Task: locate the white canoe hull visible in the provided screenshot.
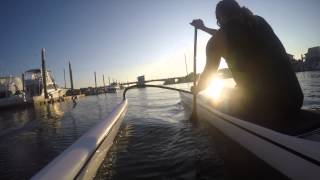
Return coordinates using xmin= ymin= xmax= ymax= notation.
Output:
xmin=32 ymin=100 xmax=128 ymax=180
xmin=180 ymin=92 xmax=320 ymax=180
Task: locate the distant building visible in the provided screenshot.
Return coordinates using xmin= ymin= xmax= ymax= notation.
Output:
xmin=305 ymin=46 xmax=320 ymax=70
xmin=137 ymin=75 xmax=145 ymax=86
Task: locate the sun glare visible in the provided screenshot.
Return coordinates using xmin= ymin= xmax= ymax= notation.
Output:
xmin=202 ymin=74 xmax=236 ymax=104
xmin=203 ymin=78 xmax=225 ymax=101
xmin=219 ymin=58 xmax=228 ymax=69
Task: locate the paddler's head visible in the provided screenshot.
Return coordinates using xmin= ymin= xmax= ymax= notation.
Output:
xmin=215 ymin=0 xmax=253 ymax=27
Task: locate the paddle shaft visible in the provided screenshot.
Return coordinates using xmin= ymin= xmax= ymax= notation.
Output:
xmin=193 ymin=27 xmax=198 ymax=115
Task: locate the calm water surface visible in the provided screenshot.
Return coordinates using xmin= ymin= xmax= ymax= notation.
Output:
xmin=0 ymin=94 xmax=122 ymax=179
xmin=95 ymin=86 xmax=223 ymax=180
xmin=297 ymin=71 xmax=320 ymax=109
xmin=0 ymin=71 xmax=319 ymax=179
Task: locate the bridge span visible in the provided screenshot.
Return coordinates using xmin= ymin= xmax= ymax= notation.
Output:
xmin=121 ymin=76 xmax=189 ymax=86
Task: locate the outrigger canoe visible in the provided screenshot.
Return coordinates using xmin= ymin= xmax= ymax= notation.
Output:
xmin=31 ymin=85 xmax=189 ymax=180
xmin=31 ymin=100 xmax=128 ymax=180
xmin=31 ymin=85 xmax=320 ymax=180
xmin=180 ymin=92 xmax=320 ymax=180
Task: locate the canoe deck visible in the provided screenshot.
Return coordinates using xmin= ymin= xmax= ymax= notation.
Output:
xmin=180 ymin=92 xmax=320 ymax=141
xmin=180 ymin=92 xmax=320 ymax=179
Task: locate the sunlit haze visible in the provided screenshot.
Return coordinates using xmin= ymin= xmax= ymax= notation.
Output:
xmin=203 ymin=76 xmax=236 ymax=104
xmin=0 ymin=0 xmax=319 ymax=88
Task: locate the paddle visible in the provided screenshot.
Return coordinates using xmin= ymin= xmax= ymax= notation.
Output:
xmin=191 ymin=27 xmax=198 ymax=120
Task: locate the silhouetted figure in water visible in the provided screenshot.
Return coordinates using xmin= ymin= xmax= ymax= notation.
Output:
xmin=72 ymin=95 xmax=78 ymax=108
xmin=192 ymin=0 xmax=303 ymax=127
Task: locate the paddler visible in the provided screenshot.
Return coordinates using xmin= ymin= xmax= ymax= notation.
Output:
xmin=191 ymin=0 xmax=303 ymax=127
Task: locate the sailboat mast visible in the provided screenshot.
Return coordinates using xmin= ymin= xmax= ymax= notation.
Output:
xmin=184 ymin=54 xmax=189 ymax=76
xmin=63 ymin=68 xmax=66 ymax=89
xmin=103 ymin=74 xmax=106 ymax=88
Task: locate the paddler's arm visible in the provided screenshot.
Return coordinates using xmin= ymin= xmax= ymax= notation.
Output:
xmin=196 ymin=31 xmax=226 ymax=92
xmin=190 ymin=19 xmax=217 ymax=35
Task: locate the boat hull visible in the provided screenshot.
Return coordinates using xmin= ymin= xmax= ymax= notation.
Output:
xmin=180 ymin=92 xmax=320 ymax=180
xmin=0 ymin=95 xmax=27 ymax=109
xmin=106 ymin=88 xmax=117 ymax=93
xmin=196 ymin=101 xmax=288 ymax=179
xmin=32 ymin=100 xmax=128 ymax=180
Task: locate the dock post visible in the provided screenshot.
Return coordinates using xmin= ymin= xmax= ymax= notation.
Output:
xmin=69 ymin=62 xmax=74 ymax=93
xmin=22 ymin=73 xmax=25 ymax=92
xmin=94 ymin=71 xmax=97 ymax=94
xmin=41 ymin=48 xmax=49 ymax=99
xmin=103 ymin=74 xmax=106 ymax=92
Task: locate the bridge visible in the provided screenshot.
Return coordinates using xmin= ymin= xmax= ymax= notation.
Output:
xmin=120 ymin=75 xmax=191 ymax=86
xmin=120 ymin=69 xmax=230 ymax=86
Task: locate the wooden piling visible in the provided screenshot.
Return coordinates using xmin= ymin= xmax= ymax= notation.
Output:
xmin=103 ymin=74 xmax=106 ymax=92
xmin=69 ymin=61 xmax=74 ymax=92
xmin=22 ymin=73 xmax=25 ymax=92
xmin=94 ymin=71 xmax=97 ymax=90
xmin=41 ymin=48 xmax=49 ymax=99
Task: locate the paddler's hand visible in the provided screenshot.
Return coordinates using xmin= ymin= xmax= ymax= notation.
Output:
xmin=190 ymin=19 xmax=205 ymax=30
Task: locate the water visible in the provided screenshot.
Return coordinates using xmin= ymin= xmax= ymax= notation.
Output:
xmin=0 ymin=94 xmax=122 ymax=179
xmin=0 ymin=71 xmax=320 ymax=179
xmin=95 ymin=86 xmax=223 ymax=180
xmin=297 ymin=71 xmax=320 ymax=109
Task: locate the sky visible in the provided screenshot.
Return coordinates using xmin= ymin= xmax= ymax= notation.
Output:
xmin=0 ymin=0 xmax=319 ymax=88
